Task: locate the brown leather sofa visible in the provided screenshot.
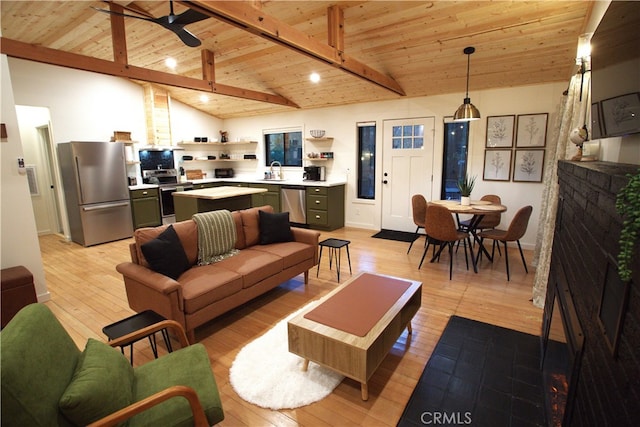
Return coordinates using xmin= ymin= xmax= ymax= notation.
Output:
xmin=116 ymin=206 xmax=320 ymax=341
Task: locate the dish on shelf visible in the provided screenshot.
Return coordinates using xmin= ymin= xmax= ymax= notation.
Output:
xmin=310 ymin=129 xmax=325 ymax=138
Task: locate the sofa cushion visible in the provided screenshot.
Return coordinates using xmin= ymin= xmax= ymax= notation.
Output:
xmin=141 ymin=225 xmax=191 ymax=280
xmin=251 ymin=241 xmax=315 ymax=269
xmin=240 ymin=205 xmax=274 ymax=247
xmin=232 ymin=211 xmax=246 ymax=249
xmin=59 ymin=338 xmax=134 ymax=426
xmin=179 ymin=266 xmax=243 ymax=314
xmin=134 ymin=220 xmax=198 ymax=267
xmin=216 ymin=249 xmax=283 ymax=289
xmin=259 ymin=210 xmax=294 ymax=244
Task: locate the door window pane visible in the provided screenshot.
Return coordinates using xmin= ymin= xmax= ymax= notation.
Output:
xmin=393 ymin=122 xmax=425 ymax=150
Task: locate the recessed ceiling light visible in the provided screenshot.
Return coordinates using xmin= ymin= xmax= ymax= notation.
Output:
xmin=200 ymin=94 xmax=209 ymax=103
xmin=309 ymin=72 xmax=320 ymax=83
xmin=165 ymin=57 xmax=177 ymax=69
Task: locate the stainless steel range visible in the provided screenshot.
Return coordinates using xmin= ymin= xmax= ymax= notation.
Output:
xmin=142 ymin=169 xmax=193 ymax=224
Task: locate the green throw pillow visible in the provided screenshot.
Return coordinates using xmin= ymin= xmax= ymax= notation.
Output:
xmin=59 ymin=338 xmax=134 ymax=426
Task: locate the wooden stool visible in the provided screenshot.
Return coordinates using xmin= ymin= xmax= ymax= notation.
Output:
xmin=1 ymin=266 xmax=37 ymax=328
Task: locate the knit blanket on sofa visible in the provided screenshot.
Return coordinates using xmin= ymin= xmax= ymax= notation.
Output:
xmin=193 ymin=210 xmax=239 ymax=266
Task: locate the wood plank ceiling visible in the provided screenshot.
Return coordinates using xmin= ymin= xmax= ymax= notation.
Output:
xmin=1 ymin=1 xmax=593 ymax=119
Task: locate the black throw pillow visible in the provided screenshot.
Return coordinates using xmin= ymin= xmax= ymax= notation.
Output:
xmin=140 ymin=225 xmax=190 ymax=280
xmin=259 ymin=210 xmax=294 ymax=244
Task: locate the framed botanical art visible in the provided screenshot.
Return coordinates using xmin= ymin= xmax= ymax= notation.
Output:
xmin=601 ymin=92 xmax=640 ymax=137
xmin=516 ymin=113 xmax=548 ymax=147
xmin=483 ymin=149 xmax=512 ymax=181
xmin=591 ymin=102 xmax=603 ymax=139
xmin=486 ymin=115 xmax=515 ymax=147
xmin=513 ymin=149 xmax=545 ymax=182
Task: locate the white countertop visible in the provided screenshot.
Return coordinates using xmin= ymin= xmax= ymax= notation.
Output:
xmin=129 ymin=177 xmax=346 ymax=191
xmin=192 ymin=177 xmax=347 ymax=187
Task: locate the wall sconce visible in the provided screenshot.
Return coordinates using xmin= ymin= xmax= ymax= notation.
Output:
xmin=576 ymin=33 xmax=592 ymax=101
xmin=453 ymin=47 xmax=481 ymax=122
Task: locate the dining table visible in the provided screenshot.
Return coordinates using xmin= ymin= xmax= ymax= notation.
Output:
xmin=430 ymin=199 xmax=508 ymax=272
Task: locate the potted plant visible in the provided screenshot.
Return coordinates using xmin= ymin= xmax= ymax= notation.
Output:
xmin=457 ymin=174 xmax=476 ymax=206
xmin=616 ymin=170 xmax=640 ymax=282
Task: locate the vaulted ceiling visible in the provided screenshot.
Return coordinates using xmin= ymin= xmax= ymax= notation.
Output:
xmin=1 ymin=1 xmax=594 ymax=119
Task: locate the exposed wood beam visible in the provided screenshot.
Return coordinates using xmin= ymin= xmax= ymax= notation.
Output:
xmin=109 ymin=3 xmax=128 ymax=65
xmin=0 ymin=38 xmax=299 ymax=108
xmin=202 ymin=50 xmax=215 ymax=83
xmin=182 ymin=1 xmax=406 ymax=96
xmin=327 ymin=5 xmax=344 ymax=54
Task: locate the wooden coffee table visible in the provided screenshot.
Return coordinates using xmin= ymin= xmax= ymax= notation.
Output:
xmin=287 ymin=272 xmax=422 ymax=400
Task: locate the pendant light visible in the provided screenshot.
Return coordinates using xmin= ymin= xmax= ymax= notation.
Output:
xmin=453 ymin=46 xmax=481 ymax=122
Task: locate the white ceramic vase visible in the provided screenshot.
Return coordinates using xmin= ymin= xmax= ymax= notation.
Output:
xmin=460 ymin=196 xmax=471 ymax=206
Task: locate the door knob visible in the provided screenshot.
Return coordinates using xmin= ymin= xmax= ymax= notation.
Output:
xmin=383 ymin=180 xmax=388 ymax=184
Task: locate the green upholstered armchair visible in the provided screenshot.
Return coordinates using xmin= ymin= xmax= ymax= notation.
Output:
xmin=1 ymin=304 xmax=224 ymax=427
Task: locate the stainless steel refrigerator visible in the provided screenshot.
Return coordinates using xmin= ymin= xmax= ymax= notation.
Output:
xmin=58 ymin=141 xmax=133 ymax=246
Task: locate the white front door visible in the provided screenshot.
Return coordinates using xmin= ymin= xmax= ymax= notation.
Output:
xmin=381 ymin=117 xmax=435 ymax=232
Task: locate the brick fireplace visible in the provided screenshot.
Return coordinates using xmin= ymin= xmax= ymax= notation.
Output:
xmin=543 ymin=161 xmax=639 ymax=425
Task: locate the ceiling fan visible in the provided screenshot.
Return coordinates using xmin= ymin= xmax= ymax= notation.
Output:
xmin=92 ymin=1 xmax=210 ymax=47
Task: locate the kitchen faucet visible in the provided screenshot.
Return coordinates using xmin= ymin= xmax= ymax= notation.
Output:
xmin=269 ymin=161 xmax=282 ymax=180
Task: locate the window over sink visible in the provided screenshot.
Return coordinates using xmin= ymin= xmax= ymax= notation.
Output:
xmin=264 ymin=127 xmax=302 ymax=167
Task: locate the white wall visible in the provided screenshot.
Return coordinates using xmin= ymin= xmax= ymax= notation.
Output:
xmin=1 ymin=55 xmax=49 ymax=301
xmin=224 ymin=82 xmax=568 ymax=248
xmin=8 ymin=58 xmax=148 ymax=144
xmin=15 ymin=106 xmax=53 ymax=235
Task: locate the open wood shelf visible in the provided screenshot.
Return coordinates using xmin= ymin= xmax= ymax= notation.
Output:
xmin=178 ymin=141 xmax=258 ymax=146
xmin=305 ymin=137 xmax=333 ymax=142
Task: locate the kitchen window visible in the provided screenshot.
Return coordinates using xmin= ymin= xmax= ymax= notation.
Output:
xmin=264 ymin=128 xmax=303 ymax=167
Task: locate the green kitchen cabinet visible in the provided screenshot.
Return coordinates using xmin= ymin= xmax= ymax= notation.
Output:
xmin=191 ymin=182 xmax=222 ymax=190
xmin=130 ymin=187 xmax=161 ymax=229
xmin=249 ymin=183 xmax=281 ymax=212
xmin=306 ymin=185 xmax=344 ymax=231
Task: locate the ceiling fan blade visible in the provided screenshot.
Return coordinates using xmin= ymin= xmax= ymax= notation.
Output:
xmin=92 ymin=4 xmax=204 ymax=48
xmin=169 ymin=8 xmax=210 ymax=26
xmin=91 ymin=7 xmax=155 ymax=23
xmin=172 ymin=27 xmax=202 ymax=47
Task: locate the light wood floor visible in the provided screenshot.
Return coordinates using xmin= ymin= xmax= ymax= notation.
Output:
xmin=39 ymin=227 xmax=542 ymax=426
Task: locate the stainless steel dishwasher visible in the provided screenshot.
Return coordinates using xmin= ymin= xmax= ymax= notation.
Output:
xmin=281 ymin=186 xmax=306 ymax=224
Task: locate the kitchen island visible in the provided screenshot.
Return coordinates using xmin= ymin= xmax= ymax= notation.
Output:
xmin=173 ymin=186 xmax=267 ymax=221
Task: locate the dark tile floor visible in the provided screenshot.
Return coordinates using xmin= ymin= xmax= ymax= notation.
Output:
xmin=398 ymin=316 xmax=545 ymax=427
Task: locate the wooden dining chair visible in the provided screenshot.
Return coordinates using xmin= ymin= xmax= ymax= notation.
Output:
xmin=478 ymin=205 xmax=533 ymax=281
xmin=420 ymin=203 xmax=472 ymax=280
xmin=407 ymin=194 xmax=427 ymax=253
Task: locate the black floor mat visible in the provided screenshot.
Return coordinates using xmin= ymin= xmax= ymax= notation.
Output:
xmin=397 ymin=316 xmax=545 ymax=427
xmin=371 ymin=229 xmax=418 ymax=243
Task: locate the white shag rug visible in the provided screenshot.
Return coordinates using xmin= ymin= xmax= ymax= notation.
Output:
xmin=229 ymin=305 xmax=344 ymax=410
